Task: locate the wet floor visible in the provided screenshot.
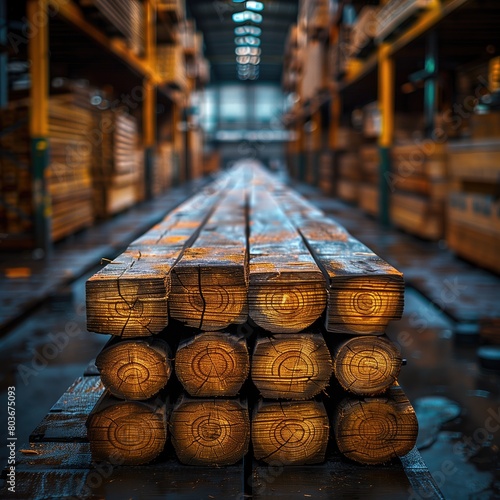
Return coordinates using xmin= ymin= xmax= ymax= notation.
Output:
xmin=0 ymin=268 xmax=108 ymax=466
xmin=0 ymin=278 xmax=499 ymax=498
xmin=388 ymin=288 xmax=500 ymax=499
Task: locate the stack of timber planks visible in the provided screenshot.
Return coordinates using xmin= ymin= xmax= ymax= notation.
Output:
xmin=92 ymin=109 xmax=144 ymax=217
xmin=0 ymin=93 xmax=95 ymax=247
xmin=79 ymin=0 xmax=144 ymax=55
xmin=85 ymin=160 xmax=417 ymax=467
xmin=389 ymin=142 xmax=448 ymax=240
xmin=447 ymin=137 xmax=500 ymax=274
xmin=336 ymin=128 xmax=362 ymax=204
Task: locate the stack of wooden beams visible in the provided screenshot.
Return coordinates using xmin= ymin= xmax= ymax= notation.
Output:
xmin=92 ymin=110 xmax=144 ymax=217
xmin=151 ymin=142 xmax=174 ymax=197
xmin=48 ymin=94 xmax=95 ymax=241
xmin=85 ymin=161 xmax=417 ymax=467
xmin=156 ymin=45 xmax=187 ymax=91
xmin=336 ymin=128 xmax=362 ymax=204
xmin=0 ymin=99 xmax=33 ymax=247
xmin=390 ymin=142 xmax=448 ymax=240
xmin=358 ymin=144 xmax=380 ymax=216
xmin=447 ymin=138 xmax=500 ymax=273
xmin=0 ymin=92 xmax=95 ymax=247
xmin=79 ymin=0 xmax=144 ymax=55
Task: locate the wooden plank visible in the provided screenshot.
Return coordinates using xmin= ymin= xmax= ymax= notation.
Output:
xmin=85 ymin=177 xmax=230 ymax=337
xmin=169 ymin=185 xmax=248 ymax=330
xmin=247 ymin=182 xmax=327 ymax=333
xmin=170 ymin=396 xmax=250 ymax=466
xmin=5 ymin=442 xmax=246 ymax=499
xmin=175 ymin=332 xmax=249 ymax=397
xmin=30 ymin=376 xmax=105 ymax=442
xmin=87 ymin=392 xmax=168 ymax=465
xmin=251 ymin=400 xmax=329 ymax=465
xmin=271 ymin=187 xmax=404 ymax=335
xmin=96 ymin=337 xmax=172 ymax=400
xmin=251 ymin=333 xmax=332 ymax=400
xmin=333 ymin=335 xmax=402 ymax=396
xmin=334 ymin=385 xmax=418 ymax=464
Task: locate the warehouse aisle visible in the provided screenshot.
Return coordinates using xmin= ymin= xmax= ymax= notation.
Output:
xmin=1 ymin=174 xmax=499 ymax=498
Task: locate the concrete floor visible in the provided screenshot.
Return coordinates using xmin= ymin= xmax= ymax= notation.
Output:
xmin=1 ymin=182 xmax=499 ymax=499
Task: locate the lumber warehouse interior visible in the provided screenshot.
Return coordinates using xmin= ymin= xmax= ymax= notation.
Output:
xmin=1 ymin=0 xmax=500 ymax=498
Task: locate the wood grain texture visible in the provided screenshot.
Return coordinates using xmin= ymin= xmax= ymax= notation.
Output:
xmin=169 ymin=187 xmax=248 ymax=330
xmin=252 ymin=400 xmax=329 ymax=465
xmin=334 ymin=385 xmax=418 ymax=464
xmin=271 ymin=187 xmax=404 ymax=334
xmin=86 ymin=176 xmax=230 ymax=337
xmin=251 ymin=333 xmax=332 ymax=400
xmin=175 ymin=332 xmax=249 ymax=397
xmin=170 ymin=397 xmax=250 ymax=466
xmin=248 ymin=186 xmax=327 ymax=333
xmin=333 ymin=335 xmax=402 ymax=396
xmin=87 ymin=393 xmax=167 ymax=465
xmin=96 ymin=337 xmax=172 ymax=400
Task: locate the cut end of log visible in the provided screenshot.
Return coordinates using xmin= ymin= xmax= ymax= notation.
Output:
xmin=333 ymin=336 xmax=402 ymax=396
xmin=86 ymin=265 xmax=169 ymax=337
xmin=170 ymin=398 xmax=250 ymax=466
xmin=87 ymin=399 xmax=167 ymax=465
xmin=334 ymin=386 xmax=418 ymax=464
xmin=249 ymin=282 xmax=327 ymax=333
xmin=251 ymin=333 xmax=333 ymax=400
xmin=327 ymin=278 xmax=404 ymax=334
xmin=252 ymin=400 xmax=329 ymax=465
xmin=96 ymin=339 xmax=172 ymax=400
xmin=175 ymin=332 xmax=249 ymax=397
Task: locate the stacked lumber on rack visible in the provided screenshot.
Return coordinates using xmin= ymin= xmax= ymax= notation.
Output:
xmin=157 ymin=45 xmax=187 ymax=91
xmin=358 ymin=144 xmax=380 ymax=216
xmin=0 ymin=92 xmax=95 ymax=246
xmin=85 ymin=161 xmax=416 ymax=467
xmin=389 ymin=142 xmax=447 ymax=240
xmin=447 ymin=138 xmax=500 ymax=274
xmin=152 ymin=142 xmax=173 ymax=197
xmin=0 ymin=99 xmax=33 ymax=246
xmin=92 ymin=110 xmax=144 ymax=217
xmin=375 ymin=0 xmax=437 ymax=42
xmin=79 ymin=0 xmax=144 ymax=55
xmin=48 ymin=94 xmax=95 ymax=241
xmin=336 ymin=128 xmax=362 ymax=204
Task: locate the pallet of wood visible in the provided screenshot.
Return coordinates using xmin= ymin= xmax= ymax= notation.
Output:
xmin=85 ymin=161 xmax=416 ymax=468
xmin=357 ymin=144 xmax=380 ymax=217
xmin=446 ymin=138 xmax=500 ymax=271
xmin=92 ymin=110 xmax=144 ymax=218
xmin=389 ymin=142 xmax=447 ymax=240
xmin=337 ymin=152 xmax=361 ymax=204
xmin=0 ymin=93 xmax=95 ymax=246
xmin=447 ymin=192 xmax=500 ymax=274
xmin=152 ymin=142 xmax=173 ymax=197
xmin=79 ymin=0 xmax=144 ymax=55
xmin=157 ymin=45 xmax=187 ymax=90
xmin=318 ymin=151 xmax=333 ymax=195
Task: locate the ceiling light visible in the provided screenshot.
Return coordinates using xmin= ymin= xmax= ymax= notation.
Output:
xmin=235 ymin=46 xmax=261 ymax=56
xmin=236 ymin=55 xmax=260 ymax=65
xmin=235 ymin=36 xmax=261 ymax=46
xmin=232 ymin=11 xmax=263 ymax=23
xmin=234 ymin=26 xmax=262 ymax=36
xmin=246 ymin=1 xmax=264 ymax=11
